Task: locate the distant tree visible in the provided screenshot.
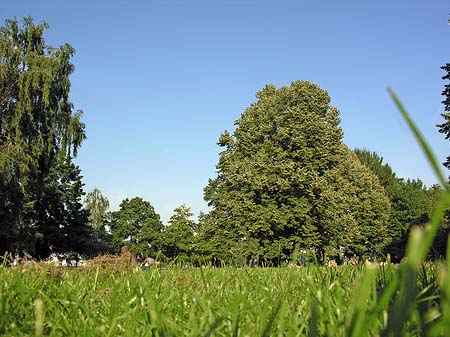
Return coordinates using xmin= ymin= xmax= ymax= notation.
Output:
xmin=433 ymin=50 xmax=450 ymax=256
xmin=354 ymin=149 xmax=434 ymax=261
xmin=109 ymin=197 xmax=163 ymax=257
xmin=0 ymin=17 xmax=86 ymax=255
xmin=426 ymin=184 xmax=450 ymax=257
xmin=388 ymin=179 xmax=431 ymax=258
xmin=85 ymin=188 xmax=110 ymax=229
xmin=204 ymin=81 xmax=390 ymax=264
xmin=437 ymin=63 xmax=450 ymax=170
xmin=196 ymin=210 xmax=243 ymax=265
xmin=354 ymin=149 xmax=398 ymax=190
xmin=85 ymin=187 xmax=112 ymax=253
xmin=163 ymin=204 xmax=197 ymax=263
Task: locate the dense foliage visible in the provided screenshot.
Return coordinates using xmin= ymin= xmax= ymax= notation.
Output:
xmin=202 ymin=81 xmax=390 ymax=264
xmin=109 ymin=197 xmax=164 ymax=257
xmin=162 ymin=204 xmax=197 ymax=263
xmin=354 ymin=149 xmax=448 ymax=260
xmin=0 ymin=18 xmax=91 ymax=257
xmin=85 ymin=187 xmax=110 ymax=230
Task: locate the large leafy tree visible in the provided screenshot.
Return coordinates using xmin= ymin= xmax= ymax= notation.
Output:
xmin=109 ymin=197 xmax=163 ymax=257
xmin=204 ymin=81 xmax=390 ymax=264
xmin=0 ymin=17 xmax=87 ymax=255
xmin=163 ymin=204 xmax=197 ymax=263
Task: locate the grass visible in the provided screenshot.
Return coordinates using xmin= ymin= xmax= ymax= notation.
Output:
xmin=0 ymin=263 xmax=444 ymax=336
xmin=0 ymin=264 xmax=400 ymax=336
xmin=1 ymin=90 xmax=450 ymax=336
xmin=0 ymin=259 xmax=446 ymax=337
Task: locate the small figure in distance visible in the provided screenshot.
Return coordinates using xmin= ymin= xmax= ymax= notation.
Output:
xmin=136 ymin=254 xmax=143 ymax=265
xmin=120 ymin=245 xmax=137 ymax=267
xmin=141 ymin=256 xmax=155 ymax=270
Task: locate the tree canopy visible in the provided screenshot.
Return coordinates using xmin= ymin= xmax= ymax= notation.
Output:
xmin=85 ymin=187 xmax=110 ymax=230
xmin=0 ymin=17 xmax=89 ymax=256
xmin=163 ymin=204 xmax=197 ymax=263
xmin=203 ymin=81 xmax=391 ymax=264
xmin=109 ymin=197 xmax=163 ymax=257
xmin=84 ymin=187 xmax=112 ymax=253
xmin=354 ymin=149 xmax=449 ymax=260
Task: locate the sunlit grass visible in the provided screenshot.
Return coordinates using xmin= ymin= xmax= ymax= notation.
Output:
xmin=0 ymin=265 xmax=382 ymax=336
xmin=0 ymin=263 xmax=443 ymax=336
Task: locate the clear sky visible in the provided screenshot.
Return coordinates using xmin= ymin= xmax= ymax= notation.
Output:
xmin=1 ymin=0 xmax=449 ymax=223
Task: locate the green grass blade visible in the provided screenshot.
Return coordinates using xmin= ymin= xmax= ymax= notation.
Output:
xmin=348 ymin=264 xmax=377 ymax=337
xmin=388 ymin=87 xmax=450 ymax=264
xmin=231 ymin=312 xmax=240 ymax=337
xmin=204 ymin=317 xmax=224 ymax=337
xmin=382 ymin=89 xmax=450 ymax=337
xmin=260 ymin=302 xmax=282 ymax=337
xmin=308 ymin=298 xmax=319 ymax=337
xmin=387 ymin=88 xmax=448 ymax=189
xmin=407 ymin=191 xmax=450 ymax=267
xmin=363 ymin=274 xmax=400 ymax=336
xmin=34 ymin=298 xmax=44 ymax=337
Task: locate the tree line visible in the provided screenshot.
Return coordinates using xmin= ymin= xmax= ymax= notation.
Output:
xmin=1 ymin=18 xmax=449 ymax=264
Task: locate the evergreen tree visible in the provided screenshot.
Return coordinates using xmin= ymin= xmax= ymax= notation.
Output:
xmin=353 ymin=149 xmax=398 ymax=190
xmin=204 ymin=81 xmax=391 ymax=264
xmin=437 ymin=63 xmax=450 ymax=170
xmin=109 ymin=197 xmax=163 ymax=257
xmin=0 ymin=17 xmax=86 ymax=255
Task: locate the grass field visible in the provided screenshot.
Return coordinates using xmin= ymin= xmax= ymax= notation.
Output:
xmin=0 ymin=262 xmax=446 ymax=337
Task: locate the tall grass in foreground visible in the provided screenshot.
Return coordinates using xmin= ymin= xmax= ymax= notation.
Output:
xmin=0 ymin=264 xmax=436 ymax=337
xmin=0 ymin=266 xmax=360 ymax=336
xmin=0 ymin=263 xmax=444 ymax=336
xmin=0 ymin=90 xmax=449 ymax=336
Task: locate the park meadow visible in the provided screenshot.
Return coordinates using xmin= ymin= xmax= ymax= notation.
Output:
xmin=2 ymin=14 xmax=450 ymax=337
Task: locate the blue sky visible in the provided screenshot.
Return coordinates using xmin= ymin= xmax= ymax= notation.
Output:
xmin=1 ymin=0 xmax=449 ymax=223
